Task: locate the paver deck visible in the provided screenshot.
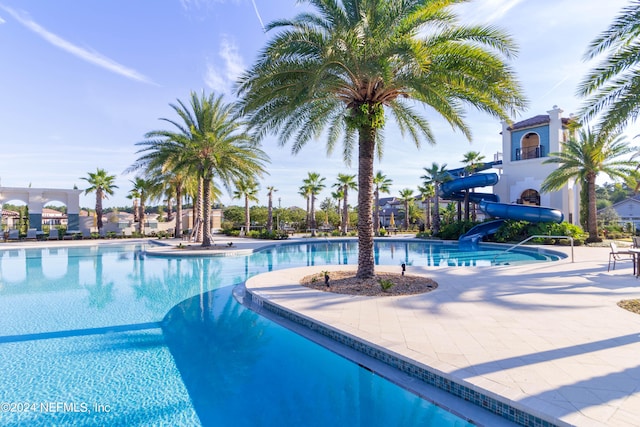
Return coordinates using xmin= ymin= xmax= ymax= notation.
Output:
xmin=245 ymin=244 xmax=640 ymax=427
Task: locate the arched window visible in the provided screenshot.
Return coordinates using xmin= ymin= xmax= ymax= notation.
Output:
xmin=517 ymin=132 xmax=543 ymax=160
xmin=520 ymin=189 xmax=540 ymax=206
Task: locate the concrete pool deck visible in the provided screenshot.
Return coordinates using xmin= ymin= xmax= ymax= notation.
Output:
xmin=241 ymin=241 xmax=640 ymax=427
xmin=3 ymin=236 xmax=639 ymax=425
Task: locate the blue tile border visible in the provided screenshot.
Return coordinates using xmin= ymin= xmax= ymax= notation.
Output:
xmin=245 ymin=289 xmax=560 ymax=427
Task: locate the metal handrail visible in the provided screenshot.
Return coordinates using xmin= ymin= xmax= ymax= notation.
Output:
xmin=494 ymin=235 xmax=574 ymax=263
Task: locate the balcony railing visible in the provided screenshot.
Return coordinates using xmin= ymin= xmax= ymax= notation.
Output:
xmin=515 ymin=145 xmax=544 ymax=160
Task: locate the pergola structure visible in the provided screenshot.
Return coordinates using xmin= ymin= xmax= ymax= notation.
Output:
xmin=0 ymin=187 xmax=82 ymax=231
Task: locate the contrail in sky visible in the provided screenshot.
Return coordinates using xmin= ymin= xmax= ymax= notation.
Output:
xmin=0 ymin=4 xmax=155 ymax=85
xmin=250 ymin=0 xmax=265 ymax=32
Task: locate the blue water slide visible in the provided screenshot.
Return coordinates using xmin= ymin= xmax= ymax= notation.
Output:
xmin=479 ymin=200 xmax=564 ymax=223
xmin=458 ymin=219 xmax=506 ymax=246
xmin=439 ymin=173 xmax=499 ymax=202
xmin=438 ymin=163 xmax=564 ymax=244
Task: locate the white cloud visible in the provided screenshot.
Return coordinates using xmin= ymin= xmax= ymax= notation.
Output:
xmin=204 ymin=37 xmax=246 ymax=95
xmin=0 ymin=5 xmax=155 ymax=85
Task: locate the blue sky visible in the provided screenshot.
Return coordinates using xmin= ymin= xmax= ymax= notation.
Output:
xmin=0 ymin=0 xmax=637 ymax=210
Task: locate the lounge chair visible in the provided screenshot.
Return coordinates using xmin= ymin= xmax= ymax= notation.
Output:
xmin=48 ymin=228 xmax=59 ymax=240
xmin=608 ymin=242 xmax=636 ymax=274
xmin=7 ymin=229 xmax=19 ymax=241
xmin=25 ymin=228 xmax=37 ymax=240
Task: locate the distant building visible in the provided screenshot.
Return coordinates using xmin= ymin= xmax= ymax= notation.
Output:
xmin=602 ymin=196 xmax=640 ymax=230
xmin=42 ymin=208 xmax=67 ymax=226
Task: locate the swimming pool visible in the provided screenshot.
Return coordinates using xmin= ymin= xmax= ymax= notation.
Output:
xmin=0 ymin=240 xmax=558 ymax=425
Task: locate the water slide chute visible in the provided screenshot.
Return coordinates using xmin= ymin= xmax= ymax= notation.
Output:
xmin=437 ymin=163 xmax=563 ymax=244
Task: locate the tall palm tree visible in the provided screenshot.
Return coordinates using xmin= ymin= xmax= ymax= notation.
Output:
xmin=131 ymin=91 xmax=268 ymax=247
xmin=373 ymin=171 xmax=392 ymax=235
xmin=417 ymin=182 xmax=434 ymax=230
xmin=234 ymin=179 xmax=260 ymax=236
xmin=578 ymin=1 xmax=640 ymax=133
xmin=542 ymin=128 xmax=636 ymax=242
xmin=398 ymin=188 xmax=414 ymax=230
xmin=461 ymin=151 xmax=486 ymax=221
xmin=238 ymin=0 xmax=526 ymax=278
xmin=81 ymin=168 xmax=118 ymax=232
xmin=334 ymin=174 xmax=357 ymax=234
xmin=421 ymin=163 xmax=450 ymax=236
xmin=303 ymin=172 xmax=326 ymax=236
xmin=266 ymin=186 xmax=277 ymax=232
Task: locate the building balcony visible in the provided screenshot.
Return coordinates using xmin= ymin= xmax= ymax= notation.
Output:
xmin=515 ymin=145 xmax=544 ymax=161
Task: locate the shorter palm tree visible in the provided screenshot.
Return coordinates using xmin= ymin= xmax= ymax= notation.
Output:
xmin=417 ymin=182 xmax=435 ymax=230
xmin=334 ymin=174 xmax=357 ymax=234
xmin=234 ymin=179 xmax=259 ymax=236
xmin=542 ymin=128 xmax=636 ymax=242
xmin=303 ymin=172 xmax=326 ymax=235
xmin=81 ymin=168 xmax=118 ymax=232
xmin=461 ymin=151 xmax=486 ymax=221
xmin=266 ymin=186 xmax=277 ymax=232
xmin=421 ymin=163 xmax=450 ymax=235
xmin=398 ymin=188 xmax=414 ymax=230
xmin=373 ymin=171 xmax=392 ymax=235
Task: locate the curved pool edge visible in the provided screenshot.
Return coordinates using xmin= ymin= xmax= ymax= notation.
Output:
xmin=240 ymin=246 xmax=634 ymax=427
xmin=242 ymin=265 xmax=549 ymax=427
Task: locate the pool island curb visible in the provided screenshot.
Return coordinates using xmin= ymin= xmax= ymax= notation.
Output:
xmin=242 ymin=245 xmax=640 ymax=427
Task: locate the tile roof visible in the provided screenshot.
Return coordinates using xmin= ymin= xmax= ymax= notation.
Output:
xmin=507 ymin=115 xmax=572 ymax=131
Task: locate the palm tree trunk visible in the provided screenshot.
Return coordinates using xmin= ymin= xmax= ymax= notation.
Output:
xmin=587 ymin=173 xmax=599 ymax=242
xmin=139 ymin=192 xmax=145 ymax=236
xmin=357 ymin=125 xmax=375 ymax=279
xmin=425 ymin=199 xmax=431 ymax=230
xmin=433 ymin=185 xmax=441 ymax=235
xmin=404 ymin=200 xmax=409 ymax=230
xmin=202 ymin=178 xmax=212 ymax=247
xmin=464 ymin=190 xmax=470 ymax=221
xmin=374 ymin=189 xmax=380 ymax=236
xmin=310 ymin=194 xmax=317 ymax=236
xmin=196 ymin=177 xmax=203 ymax=242
xmin=267 ymin=194 xmax=273 ymax=232
xmin=175 ymin=184 xmax=183 ymax=238
xmin=166 ymin=197 xmax=173 ymax=222
xmin=96 ymin=189 xmax=104 ymax=231
xmin=132 ymin=199 xmax=138 ymax=223
xmin=342 ymin=189 xmax=348 ymax=234
xmin=244 ymin=195 xmax=250 ymax=235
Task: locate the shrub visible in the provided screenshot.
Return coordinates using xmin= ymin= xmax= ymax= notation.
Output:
xmin=491 ymin=220 xmax=586 ymax=245
xmin=379 ymin=278 xmax=395 ymax=292
xmin=243 ymin=229 xmax=290 ymax=240
xmin=438 ymin=221 xmax=479 ymax=240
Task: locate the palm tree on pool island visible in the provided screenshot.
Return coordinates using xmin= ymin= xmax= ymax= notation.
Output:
xmin=81 ymin=168 xmax=118 ymax=233
xmin=131 ymin=92 xmax=268 ymax=247
xmin=237 ymin=0 xmax=526 ymax=279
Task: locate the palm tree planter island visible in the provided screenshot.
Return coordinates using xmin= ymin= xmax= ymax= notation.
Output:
xmin=238 ymin=0 xmax=526 ymax=278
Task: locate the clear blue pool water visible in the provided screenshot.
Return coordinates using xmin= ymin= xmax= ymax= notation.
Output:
xmin=0 ymin=240 xmax=559 ymax=425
